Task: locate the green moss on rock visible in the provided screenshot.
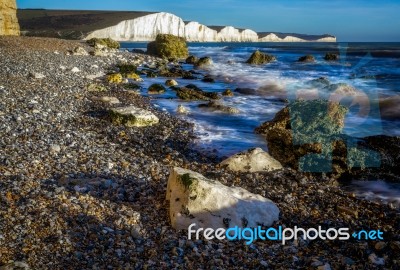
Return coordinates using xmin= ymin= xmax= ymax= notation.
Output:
xmin=148 ymin=84 xmax=166 ymax=94
xmin=185 ymin=55 xmax=199 ymax=64
xmin=246 ymin=50 xmax=276 ymax=65
xmin=147 ymin=34 xmax=189 ymax=59
xmin=87 ymin=38 xmax=120 ymax=49
xmin=194 ymin=57 xmax=212 ymax=68
xmin=107 ymin=73 xmax=123 ymax=84
xmin=298 ymin=55 xmax=315 ymax=62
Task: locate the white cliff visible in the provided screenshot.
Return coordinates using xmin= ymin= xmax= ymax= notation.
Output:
xmin=86 ymin=12 xmax=186 ymax=41
xmin=184 ymin=21 xmax=218 ymax=42
xmin=85 ymin=12 xmax=336 ymax=42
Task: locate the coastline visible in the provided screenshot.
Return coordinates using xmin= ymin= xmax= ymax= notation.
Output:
xmin=0 ymin=36 xmax=399 ymax=269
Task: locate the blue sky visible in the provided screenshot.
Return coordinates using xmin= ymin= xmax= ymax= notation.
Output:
xmin=17 ymin=0 xmax=400 ymax=41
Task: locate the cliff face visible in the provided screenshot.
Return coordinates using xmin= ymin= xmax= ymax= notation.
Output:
xmin=0 ymin=0 xmax=20 ymax=35
xmin=86 ymin=12 xmax=186 ymax=41
xmin=18 ymin=10 xmax=336 ymax=42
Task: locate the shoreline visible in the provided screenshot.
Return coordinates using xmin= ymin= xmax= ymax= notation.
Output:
xmin=0 ymin=36 xmax=399 ymax=269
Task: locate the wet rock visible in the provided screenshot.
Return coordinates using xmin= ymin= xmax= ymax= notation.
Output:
xmin=166 ymin=167 xmax=280 ymax=230
xmin=255 ymin=100 xmax=349 ymax=173
xmin=148 ymin=84 xmax=166 ymax=94
xmin=198 ymin=101 xmax=239 ymax=114
xmin=235 ymin=88 xmax=256 ymax=95
xmin=166 ymin=79 xmax=178 ymax=87
xmin=177 ymin=105 xmax=189 ymax=114
xmin=147 ymin=34 xmax=189 ymax=59
xmin=176 ymin=85 xmax=219 ymax=101
xmin=298 ymin=55 xmax=315 ymax=62
xmin=246 ymin=50 xmax=276 ymax=65
xmin=220 ymin=148 xmax=283 ymax=172
xmin=202 ymin=75 xmax=215 ymax=83
xmin=307 ymin=77 xmax=330 ymax=88
xmin=109 ymin=106 xmax=159 ymax=127
xmin=324 ymin=53 xmax=339 ymax=61
xmin=185 ymin=55 xmax=198 ymax=64
xmin=222 ymin=89 xmax=234 ymax=97
xmin=194 ymin=57 xmax=213 ymax=68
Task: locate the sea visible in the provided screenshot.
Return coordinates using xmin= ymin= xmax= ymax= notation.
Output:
xmin=121 ymin=42 xmax=400 ymax=207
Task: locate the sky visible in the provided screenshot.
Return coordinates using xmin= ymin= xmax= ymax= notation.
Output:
xmin=17 ymin=0 xmax=400 ymax=42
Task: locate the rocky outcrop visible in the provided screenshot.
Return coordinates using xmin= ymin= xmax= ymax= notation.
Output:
xmin=254 ymin=100 xmax=394 ymax=179
xmin=220 ymin=148 xmax=283 ymax=172
xmin=166 ymin=167 xmax=280 ymax=230
xmin=147 ymin=34 xmax=188 ymax=59
xmin=246 ymin=50 xmax=276 ymax=65
xmin=0 ymin=0 xmax=20 ymax=36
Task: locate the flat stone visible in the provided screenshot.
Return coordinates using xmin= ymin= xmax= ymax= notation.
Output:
xmin=166 ymin=167 xmax=280 ymax=230
xmin=110 ymin=106 xmax=159 ymax=127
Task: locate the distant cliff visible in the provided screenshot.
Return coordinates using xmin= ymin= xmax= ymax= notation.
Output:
xmin=0 ymin=0 xmax=20 ymax=35
xmin=18 ymin=9 xmax=336 ymax=42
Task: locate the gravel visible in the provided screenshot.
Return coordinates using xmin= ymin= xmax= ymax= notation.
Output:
xmin=0 ymin=36 xmax=399 ymax=269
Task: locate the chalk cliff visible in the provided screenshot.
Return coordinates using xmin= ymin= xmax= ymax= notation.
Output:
xmin=18 ymin=10 xmax=336 ymax=42
xmin=0 ymin=0 xmax=20 ymax=35
xmin=86 ymin=12 xmax=186 ymax=41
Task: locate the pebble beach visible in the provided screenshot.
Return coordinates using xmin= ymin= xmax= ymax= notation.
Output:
xmin=0 ymin=36 xmax=399 ymax=269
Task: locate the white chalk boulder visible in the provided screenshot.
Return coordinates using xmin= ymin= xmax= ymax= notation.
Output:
xmin=220 ymin=148 xmax=283 ymax=172
xmin=166 ymin=167 xmax=280 ymax=230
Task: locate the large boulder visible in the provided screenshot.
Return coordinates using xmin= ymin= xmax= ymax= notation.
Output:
xmin=109 ymin=106 xmax=159 ymax=127
xmin=147 ymin=34 xmax=189 ymax=59
xmin=255 ymin=100 xmax=350 ymax=173
xmin=220 ymin=148 xmax=283 ymax=172
xmin=166 ymin=167 xmax=280 ymax=230
xmin=246 ymin=50 xmax=276 ymax=65
xmin=0 ymin=0 xmax=20 ymax=35
xmin=194 ymin=57 xmax=213 ymax=68
xmin=255 ymin=100 xmax=386 ymax=177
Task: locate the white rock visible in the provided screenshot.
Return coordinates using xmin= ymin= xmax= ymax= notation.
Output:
xmin=29 ymin=72 xmax=45 ymax=79
xmin=50 ymin=144 xmax=61 ymax=153
xmin=72 ymin=46 xmax=89 ymax=56
xmin=92 ymin=96 xmax=120 ymax=105
xmin=166 ymin=167 xmax=280 ymax=230
xmin=220 ymin=148 xmax=283 ymax=172
xmin=177 ymin=105 xmax=189 ymax=114
xmin=110 ymin=106 xmax=159 ymax=127
xmin=71 ymin=67 xmax=80 ymax=73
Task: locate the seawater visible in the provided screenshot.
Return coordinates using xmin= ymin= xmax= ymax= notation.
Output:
xmin=121 ymin=42 xmax=400 ymax=204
